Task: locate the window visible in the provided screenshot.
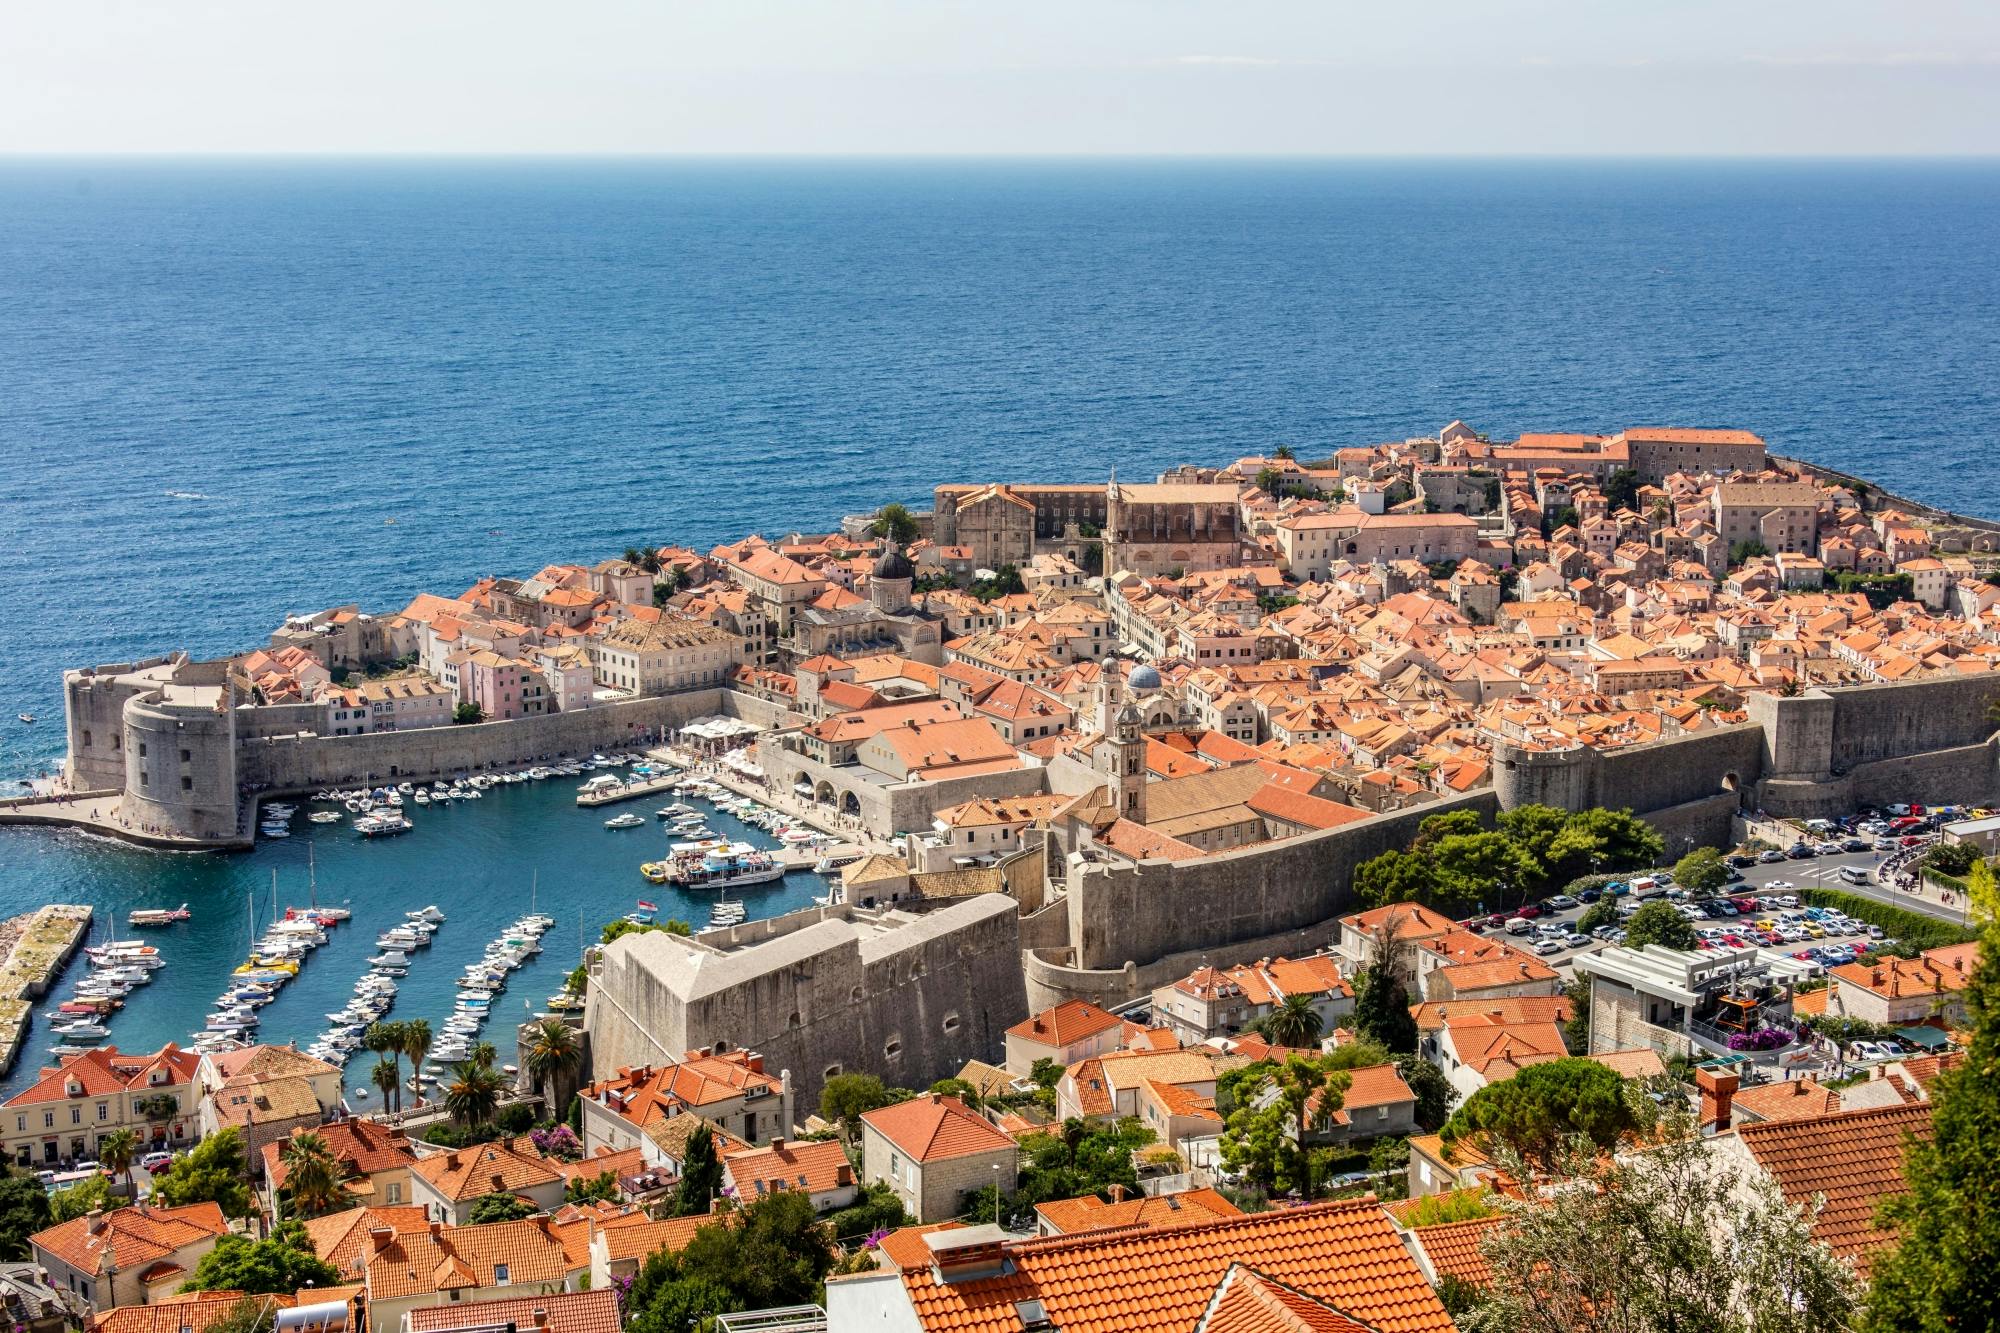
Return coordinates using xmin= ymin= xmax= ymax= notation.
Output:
xmin=180 ymin=749 xmax=191 ymax=763
xmin=823 ymin=1065 xmax=842 ymax=1081
xmin=942 ymin=1013 xmax=961 ymax=1034
xmin=138 ymin=743 xmax=146 ymax=758
xmin=494 ymin=1263 xmax=509 ymax=1284
xmin=182 ymin=777 xmax=193 ymax=791
xmin=70 ymin=1108 xmax=80 ymax=1125
xmin=43 ymin=1112 xmax=52 ymax=1129
xmin=96 ymin=1103 xmax=107 ymax=1121
xmin=883 ymin=1038 xmax=902 ymax=1059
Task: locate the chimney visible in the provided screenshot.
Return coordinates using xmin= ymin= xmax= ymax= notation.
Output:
xmin=1696 ymin=1068 xmax=1739 ymax=1131
xmin=770 ymin=1137 xmax=785 ymax=1153
xmin=85 ymin=1209 xmax=106 ymax=1235
xmin=531 ymin=1311 xmax=549 ymax=1331
xmin=1107 ymin=1184 xmax=1128 ymax=1204
xmin=368 ymin=1227 xmax=395 ymax=1254
xmin=428 ymin=1221 xmax=443 ymax=1240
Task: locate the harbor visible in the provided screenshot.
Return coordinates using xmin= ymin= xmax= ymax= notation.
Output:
xmin=0 ymin=755 xmax=832 ymax=1103
xmin=0 ymin=905 xmax=94 ymax=1073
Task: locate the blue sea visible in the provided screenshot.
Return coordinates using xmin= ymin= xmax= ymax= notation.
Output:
xmin=0 ymin=157 xmax=1996 ymax=1098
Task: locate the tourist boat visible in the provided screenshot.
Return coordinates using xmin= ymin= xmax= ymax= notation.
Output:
xmin=356 ymin=812 xmax=413 ymax=837
xmin=50 ymin=1021 xmax=109 ymax=1039
xmin=664 ymin=841 xmax=785 ymax=889
xmin=604 ymin=813 xmax=646 ymax=830
xmin=128 ymin=904 xmax=191 ymax=927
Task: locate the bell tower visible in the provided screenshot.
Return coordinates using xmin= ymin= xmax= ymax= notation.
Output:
xmin=1093 ymin=657 xmax=1148 ymax=825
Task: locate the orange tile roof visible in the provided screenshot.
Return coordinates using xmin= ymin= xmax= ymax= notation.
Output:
xmin=1034 ymin=1186 xmax=1241 ymax=1236
xmin=897 ymin=1199 xmax=1451 ymax=1333
xmin=1406 ymin=1216 xmax=1501 ymax=1290
xmin=361 ymin=1217 xmax=578 ymax=1301
xmin=407 ymin=1289 xmax=619 ymax=1333
xmin=598 ymin=1212 xmax=726 ymax=1265
xmin=263 ymin=1118 xmax=418 ymax=1191
xmin=410 ymin=1142 xmax=561 ymax=1204
xmin=31 ymin=1202 xmax=230 ymax=1278
xmin=91 ymin=1292 xmax=295 ymax=1333
xmin=1007 ymin=1000 xmax=1124 ymax=1047
xmin=1197 ymin=1264 xmax=1381 ymax=1333
xmin=1737 ymin=1102 xmax=1933 ymax=1276
xmin=1730 ymin=1077 xmax=1843 ymax=1124
xmin=582 ymin=1052 xmax=782 ymax=1130
xmin=1831 ymin=944 xmax=1979 ymax=1000
xmin=1339 ymin=904 xmax=1457 ymax=942
xmin=861 ymin=1095 xmax=1017 ymax=1164
xmin=720 ymin=1137 xmax=854 ymax=1199
xmin=304 ymin=1207 xmax=433 ymax=1278
xmin=1409 ymin=996 xmax=1573 ymax=1035
xmin=5 ymin=1043 xmax=201 ymax=1108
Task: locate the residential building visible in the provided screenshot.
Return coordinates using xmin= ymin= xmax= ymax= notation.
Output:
xmin=404 ymin=1289 xmax=620 ymax=1333
xmin=1149 ymin=955 xmax=1353 ymax=1045
xmin=354 ymin=1216 xmax=589 ymax=1332
xmin=195 ymin=1047 xmax=342 ymax=1178
xmin=408 ymin=1142 xmax=565 ymax=1226
xmin=1826 ymin=942 xmax=1978 ymax=1027
xmin=1001 ymin=1001 xmax=1126 ymax=1077
xmin=590 ymin=618 xmax=739 ymax=697
xmin=1031 ymin=1184 xmax=1240 ymax=1238
xmin=2 ymin=1045 xmax=201 ymax=1168
xmin=30 ymin=1203 xmax=232 ymax=1312
xmin=719 ymin=1136 xmax=858 ymax=1214
xmin=260 ymin=1118 xmax=420 ymax=1213
xmin=859 ymin=1095 xmax=1018 ymax=1224
xmin=576 ymin=1050 xmax=792 ymax=1160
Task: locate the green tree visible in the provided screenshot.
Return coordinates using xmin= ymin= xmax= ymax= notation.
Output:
xmin=1352 ymin=962 xmax=1418 ymax=1055
xmin=628 ymin=1191 xmax=834 ymax=1333
xmin=927 ymin=1077 xmax=981 ymax=1108
xmin=401 ymin=1019 xmax=433 ymax=1103
xmin=601 ymin=917 xmax=692 ymax=945
xmin=1557 ymin=808 xmax=1664 ymax=875
xmin=524 ymin=1017 xmax=583 ymax=1112
xmin=1602 ymin=467 xmax=1641 ymax=514
xmin=826 ymin=1181 xmax=913 ymax=1243
xmin=1413 ymin=808 xmax=1485 ymax=851
xmin=870 ymin=503 xmax=920 ymax=546
xmin=1925 ymin=841 xmax=1979 ymax=877
xmin=1430 ymin=832 xmax=1541 ymax=914
xmin=1463 ymin=1113 xmax=1857 ymax=1333
xmin=1863 ymin=857 xmax=2000 ymax=1332
xmin=467 ymin=1193 xmax=539 ymax=1224
xmin=1621 ymin=900 xmax=1698 ymax=952
xmin=1255 ymin=466 xmax=1285 ymax=496
xmin=151 ymin=1127 xmax=251 ymax=1217
xmin=565 ymin=1171 xmax=620 ymax=1205
xmin=672 ymin=1123 xmax=723 ymax=1218
xmin=1576 ymin=899 xmax=1619 ymax=934
xmin=49 ymin=1175 xmax=112 ymax=1222
xmin=1219 ymin=1055 xmax=1350 ymax=1197
xmin=1441 ymin=1057 xmax=1646 ymax=1172
xmin=365 ymin=1021 xmax=405 ymax=1113
xmin=99 ymin=1128 xmax=139 ymax=1201
xmin=1730 ymin=539 xmax=1771 ymax=565
xmin=1395 ymin=1054 xmax=1456 ymax=1133
xmin=370 ymin=1056 xmax=399 ymax=1110
xmin=181 ymin=1222 xmax=339 ymax=1295
xmin=443 ymin=1059 xmax=505 ymax=1129
xmin=1671 ymin=846 xmax=1729 ymax=898
xmin=0 ymin=1163 xmax=51 ymax=1260
xmin=1560 ymin=975 xmax=1592 ymax=1055
xmin=819 ymin=1073 xmax=891 ymax=1141
xmin=277 ymin=1132 xmax=346 ymax=1220
xmin=1495 ymin=804 xmax=1573 ymax=885
xmin=452 ymin=702 xmax=483 ymax=725
xmin=1256 ymin=994 xmax=1325 ymax=1049
xmin=1351 ymin=849 xmax=1436 ymax=910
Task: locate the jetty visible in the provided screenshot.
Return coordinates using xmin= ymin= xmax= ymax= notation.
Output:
xmin=0 ymin=904 xmax=93 ymax=1072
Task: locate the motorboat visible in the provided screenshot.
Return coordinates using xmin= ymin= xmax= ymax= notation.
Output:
xmin=662 ymin=841 xmax=786 ymax=889
xmin=368 ymin=949 xmax=411 ymax=967
xmin=309 ymin=810 xmax=343 ymax=823
xmin=51 ymin=1021 xmax=109 ymax=1039
xmin=657 ymin=803 xmax=697 ymax=818
xmin=356 ymin=812 xmax=413 ymax=837
xmin=605 ymin=813 xmax=646 ymax=830
xmin=410 ymin=905 xmax=446 ymax=923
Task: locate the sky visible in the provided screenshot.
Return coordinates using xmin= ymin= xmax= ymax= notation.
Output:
xmin=4 ymin=0 xmax=1999 ymax=156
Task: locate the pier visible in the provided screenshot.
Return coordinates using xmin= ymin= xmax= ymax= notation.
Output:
xmin=576 ymin=774 xmax=681 ymax=808
xmin=0 ymin=905 xmax=93 ymax=1073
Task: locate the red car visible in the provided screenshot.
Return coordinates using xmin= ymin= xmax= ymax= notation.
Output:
xmin=1485 ymin=914 xmax=1509 ymax=928
xmin=1515 ymin=905 xmax=1543 ymax=920
xmin=1729 ymin=896 xmax=1759 ymax=914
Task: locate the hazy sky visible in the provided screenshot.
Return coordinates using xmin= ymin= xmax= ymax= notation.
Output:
xmin=5 ymin=0 xmax=1998 ymax=155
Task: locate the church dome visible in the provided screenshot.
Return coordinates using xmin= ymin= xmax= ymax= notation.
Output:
xmin=873 ymin=547 xmax=915 ymax=581
xmin=1128 ymin=663 xmax=1163 ymax=692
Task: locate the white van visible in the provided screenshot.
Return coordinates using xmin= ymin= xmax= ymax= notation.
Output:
xmin=1505 ymin=916 xmax=1534 ymax=935
xmin=1838 ymin=865 xmax=1873 ymax=886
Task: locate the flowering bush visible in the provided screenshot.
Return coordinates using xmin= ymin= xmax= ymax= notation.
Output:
xmin=530 ymin=1125 xmax=582 ymax=1160
xmin=1725 ymin=1027 xmax=1796 ymax=1052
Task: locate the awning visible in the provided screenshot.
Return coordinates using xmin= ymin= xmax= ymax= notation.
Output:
xmin=1896 ymin=1026 xmax=1953 ymax=1051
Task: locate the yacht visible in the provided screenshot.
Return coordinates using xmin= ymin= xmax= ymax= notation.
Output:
xmin=409 ymin=905 xmax=446 ymax=923
xmin=604 ymin=812 xmax=646 ymax=830
xmin=128 ymin=904 xmax=191 ymax=927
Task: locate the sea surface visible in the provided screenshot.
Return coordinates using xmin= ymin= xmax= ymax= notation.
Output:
xmin=0 ymin=157 xmax=1997 ymax=1096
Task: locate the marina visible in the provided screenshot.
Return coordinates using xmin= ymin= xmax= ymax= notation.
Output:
xmin=0 ymin=755 xmax=832 ymax=1101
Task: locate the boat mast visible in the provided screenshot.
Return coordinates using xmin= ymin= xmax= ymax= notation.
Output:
xmin=308 ymin=843 xmax=318 ymax=909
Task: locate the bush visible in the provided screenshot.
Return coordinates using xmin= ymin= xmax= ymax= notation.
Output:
xmin=1926 ymin=843 xmax=1980 ymax=877
xmin=1799 ymin=889 xmax=1976 ymax=952
xmin=497 ymin=1102 xmax=536 ymax=1134
xmin=1725 ymin=1027 xmax=1797 ymax=1052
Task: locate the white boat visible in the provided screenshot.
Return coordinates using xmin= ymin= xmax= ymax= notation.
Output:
xmin=410 ymin=905 xmax=446 ymax=923
xmin=355 ymin=813 xmax=413 ymax=837
xmin=368 ymin=949 xmax=412 ymax=967
xmin=309 ymin=810 xmax=342 ymax=823
xmin=605 ymin=812 xmax=646 ymax=830
xmin=261 ymin=826 xmax=292 ymax=838
xmin=51 ymin=1021 xmax=109 ymax=1039
xmin=128 ymin=904 xmax=191 ymax=927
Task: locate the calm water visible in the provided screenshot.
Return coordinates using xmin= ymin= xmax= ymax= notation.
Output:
xmin=0 ymin=157 xmax=1997 ymax=1091
xmin=1 ymin=777 xmax=825 ymax=1100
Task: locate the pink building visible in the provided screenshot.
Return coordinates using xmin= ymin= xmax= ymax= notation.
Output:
xmin=464 ymin=649 xmax=545 ymax=721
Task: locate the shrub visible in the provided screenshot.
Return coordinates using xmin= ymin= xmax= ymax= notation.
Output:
xmin=1799 ymin=889 xmax=1975 ymax=952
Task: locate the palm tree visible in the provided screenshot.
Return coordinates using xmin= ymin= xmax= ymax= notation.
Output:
xmin=364 ymin=1022 xmax=403 ymax=1113
xmin=469 ymin=1040 xmax=498 ymax=1071
xmin=444 ymin=1060 xmax=505 ymax=1130
xmin=1060 ymin=1117 xmax=1087 ymax=1169
xmin=98 ymin=1129 xmax=138 ymax=1202
xmin=371 ymin=1056 xmax=400 ymax=1113
xmin=523 ymin=1019 xmax=581 ymax=1111
xmin=281 ymin=1132 xmax=344 ymax=1219
xmin=400 ymin=1019 xmax=433 ymax=1106
xmin=1260 ymin=994 xmax=1325 ymax=1050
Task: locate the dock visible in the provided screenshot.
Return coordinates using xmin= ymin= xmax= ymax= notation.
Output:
xmin=576 ymin=774 xmax=682 ymax=808
xmin=0 ymin=905 xmax=93 ymax=1073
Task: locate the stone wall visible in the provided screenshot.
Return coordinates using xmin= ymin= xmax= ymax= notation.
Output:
xmin=1490 ymin=725 xmax=1765 ymax=818
xmin=1064 ymin=791 xmax=1496 ymax=973
xmin=587 ymin=895 xmax=1026 ymax=1115
xmin=1024 ymin=913 xmax=1354 ymax=1012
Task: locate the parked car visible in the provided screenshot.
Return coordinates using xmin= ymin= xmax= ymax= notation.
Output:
xmin=1842 ymin=838 xmax=1871 ymax=853
xmin=1563 ymin=932 xmax=1590 ymax=948
xmin=1576 ymin=888 xmax=1603 ymax=904
xmin=1545 ymin=894 xmax=1578 ymax=911
xmin=1875 ymin=837 xmax=1898 ymax=851
xmin=1532 ymin=939 xmax=1563 ymax=956
xmin=1786 ymin=844 xmax=1816 ymax=859
xmin=1515 ymin=904 xmax=1543 ymax=920
xmin=139 ymin=1151 xmax=174 ymax=1172
xmin=1867 ymin=925 xmax=1885 ymax=939
xmin=1759 ymin=849 xmax=1787 ymax=864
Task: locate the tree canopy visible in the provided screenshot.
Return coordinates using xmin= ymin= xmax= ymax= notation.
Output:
xmin=1621 ymin=900 xmax=1698 ymax=952
xmin=819 ymin=1073 xmax=893 ymax=1134
xmin=181 ymin=1223 xmax=339 ymax=1295
xmin=1862 ymin=858 xmax=2000 ymax=1331
xmin=671 ymin=1123 xmax=723 ymax=1218
xmin=1350 ymin=805 xmax=1665 ymax=915
xmin=624 ymin=1191 xmax=835 ymax=1333
xmin=152 ymin=1128 xmax=252 ymax=1217
xmin=869 ymin=503 xmax=920 ymax=546
xmin=1671 ymin=846 xmax=1730 ymax=898
xmin=1441 ymin=1058 xmax=1647 ymax=1171
xmin=1219 ymin=1054 xmax=1350 ymax=1197
xmin=467 ymin=1193 xmax=540 ymax=1224
xmin=0 ymin=1163 xmax=49 ymax=1262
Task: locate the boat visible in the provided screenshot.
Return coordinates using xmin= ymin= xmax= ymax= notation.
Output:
xmin=355 ymin=812 xmax=413 ymax=837
xmin=604 ymin=812 xmax=646 ymax=830
xmin=309 ymin=810 xmax=342 ymax=823
xmin=260 ymin=826 xmax=292 ymax=838
xmin=128 ymin=904 xmax=191 ymax=927
xmin=410 ymin=905 xmax=446 ymax=923
xmin=51 ymin=1021 xmax=109 ymax=1039
xmin=657 ymin=803 xmax=697 ymax=819
xmin=640 ymin=861 xmax=672 ymax=884
xmin=17 ymin=714 xmax=34 ymax=724
xmin=661 ymin=841 xmax=786 ymax=889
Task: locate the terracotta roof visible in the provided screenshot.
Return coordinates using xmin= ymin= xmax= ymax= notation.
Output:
xmin=361 ymin=1217 xmax=578 ymax=1301
xmin=410 ymin=1142 xmax=562 ymax=1204
xmin=1034 ymin=1187 xmax=1242 ymax=1236
xmin=6 ymin=1044 xmax=202 ymax=1108
xmin=1406 ymin=1216 xmax=1502 ymax=1290
xmin=896 ymin=1199 xmax=1452 ymax=1333
xmin=582 ymin=1052 xmax=782 ymax=1130
xmin=1409 ymin=996 xmax=1573 ymax=1035
xmin=90 ymin=1292 xmax=295 ymax=1333
xmin=1339 ymin=904 xmax=1457 ymax=942
xmin=407 ymin=1289 xmax=619 ymax=1333
xmin=305 ymin=1207 xmax=432 ymax=1277
xmin=31 ymin=1202 xmax=230 ymax=1278
xmin=1197 ymin=1265 xmax=1382 ymax=1333
xmin=263 ymin=1119 xmax=418 ymax=1191
xmin=1007 ymin=1000 xmax=1124 ymax=1047
xmin=597 ymin=1212 xmax=725 ymax=1265
xmin=1737 ymin=1102 xmax=1932 ymax=1276
xmin=720 ymin=1137 xmax=854 ymax=1199
xmin=1730 ymin=1077 xmax=1843 ymax=1124
xmin=861 ymin=1095 xmax=1017 ymax=1164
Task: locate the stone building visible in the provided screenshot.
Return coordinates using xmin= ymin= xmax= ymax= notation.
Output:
xmin=589 ymin=616 xmax=740 ymax=697
xmin=584 ymin=896 xmax=1027 ymax=1115
xmin=859 ymin=1093 xmax=1019 ymax=1223
xmin=1104 ymin=481 xmax=1243 ymax=576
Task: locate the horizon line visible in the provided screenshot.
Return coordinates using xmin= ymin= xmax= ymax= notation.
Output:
xmin=1 ymin=149 xmax=1998 ymax=163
